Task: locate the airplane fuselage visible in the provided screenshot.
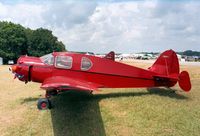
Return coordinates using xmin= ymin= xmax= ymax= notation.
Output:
xmin=13 ymin=52 xmax=176 ymax=90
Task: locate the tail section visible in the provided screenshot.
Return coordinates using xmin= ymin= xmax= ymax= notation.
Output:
xmin=149 ymin=49 xmax=191 ymax=92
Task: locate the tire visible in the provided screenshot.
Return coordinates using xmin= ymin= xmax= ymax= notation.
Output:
xmin=37 ymin=98 xmax=51 ymax=110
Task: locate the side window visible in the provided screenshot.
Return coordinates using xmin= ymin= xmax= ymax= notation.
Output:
xmin=81 ymin=57 xmax=92 ymax=71
xmin=55 ymin=56 xmax=72 ymax=69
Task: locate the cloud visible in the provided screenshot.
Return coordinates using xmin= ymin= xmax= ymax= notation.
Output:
xmin=0 ymin=0 xmax=200 ymax=53
xmin=42 ymin=1 xmax=97 ymax=28
xmin=0 ymin=2 xmax=45 ymax=29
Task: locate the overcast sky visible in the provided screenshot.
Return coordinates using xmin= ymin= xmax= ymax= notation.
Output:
xmin=0 ymin=0 xmax=200 ymax=53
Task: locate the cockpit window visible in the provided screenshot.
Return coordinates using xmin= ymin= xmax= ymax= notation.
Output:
xmin=55 ymin=56 xmax=73 ymax=69
xmin=81 ymin=57 xmax=92 ymax=71
xmin=40 ymin=53 xmax=54 ymax=65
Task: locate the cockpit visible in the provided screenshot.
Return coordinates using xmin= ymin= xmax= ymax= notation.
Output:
xmin=40 ymin=53 xmax=93 ymax=71
xmin=40 ymin=53 xmax=54 ymax=65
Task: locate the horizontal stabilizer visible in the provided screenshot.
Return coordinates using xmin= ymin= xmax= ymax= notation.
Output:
xmin=178 ymin=71 xmax=191 ymax=92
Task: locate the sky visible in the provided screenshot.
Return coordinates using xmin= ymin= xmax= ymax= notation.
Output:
xmin=0 ymin=0 xmax=200 ymax=53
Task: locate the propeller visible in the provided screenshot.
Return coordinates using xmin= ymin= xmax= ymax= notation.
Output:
xmin=28 ymin=65 xmax=32 ymax=82
xmin=9 ymin=65 xmax=24 ymax=80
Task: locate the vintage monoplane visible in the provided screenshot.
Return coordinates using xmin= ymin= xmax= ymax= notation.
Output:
xmin=10 ymin=49 xmax=191 ymax=110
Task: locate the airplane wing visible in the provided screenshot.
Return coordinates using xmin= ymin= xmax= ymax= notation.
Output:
xmin=41 ymin=76 xmax=100 ymax=91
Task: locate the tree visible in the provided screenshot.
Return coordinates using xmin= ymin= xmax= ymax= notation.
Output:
xmin=0 ymin=22 xmax=27 ymax=63
xmin=27 ymin=28 xmax=66 ymax=57
xmin=183 ymin=50 xmax=200 ymax=56
xmin=0 ymin=21 xmax=66 ymax=63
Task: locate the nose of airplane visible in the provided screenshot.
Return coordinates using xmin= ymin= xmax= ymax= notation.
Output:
xmin=9 ymin=63 xmax=28 ymax=81
xmin=10 ymin=55 xmax=42 ymax=82
xmin=11 ymin=65 xmax=17 ymax=72
xmin=9 ymin=65 xmax=19 ymax=73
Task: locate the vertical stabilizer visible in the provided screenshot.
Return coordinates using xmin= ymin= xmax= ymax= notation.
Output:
xmin=149 ymin=49 xmax=179 ymax=77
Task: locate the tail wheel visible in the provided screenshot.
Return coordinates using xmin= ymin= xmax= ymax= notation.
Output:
xmin=37 ymin=98 xmax=51 ymax=110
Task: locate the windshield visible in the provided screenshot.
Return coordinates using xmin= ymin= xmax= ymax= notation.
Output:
xmin=40 ymin=53 xmax=54 ymax=65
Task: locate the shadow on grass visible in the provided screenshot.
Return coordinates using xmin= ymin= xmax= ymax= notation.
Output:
xmin=147 ymin=87 xmax=187 ymax=100
xmin=50 ymin=87 xmax=187 ymax=136
xmin=92 ymin=88 xmax=187 ymax=100
xmin=50 ymin=91 xmax=106 ymax=136
xmin=20 ymin=97 xmax=39 ymax=104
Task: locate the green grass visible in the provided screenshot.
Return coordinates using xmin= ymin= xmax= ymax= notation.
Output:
xmin=0 ymin=63 xmax=200 ymax=136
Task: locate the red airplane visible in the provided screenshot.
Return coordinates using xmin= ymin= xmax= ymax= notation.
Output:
xmin=10 ymin=49 xmax=191 ymax=110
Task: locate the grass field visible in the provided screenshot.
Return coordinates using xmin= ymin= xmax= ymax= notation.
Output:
xmin=0 ymin=62 xmax=200 ymax=136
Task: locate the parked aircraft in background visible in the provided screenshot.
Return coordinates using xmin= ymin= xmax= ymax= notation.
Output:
xmin=10 ymin=50 xmax=191 ymax=110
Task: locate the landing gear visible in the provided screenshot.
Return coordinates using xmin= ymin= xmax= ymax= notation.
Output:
xmin=37 ymin=90 xmax=57 ymax=110
xmin=89 ymin=90 xmax=93 ymax=95
xmin=37 ymin=98 xmax=52 ymax=110
xmin=45 ymin=90 xmax=58 ymax=98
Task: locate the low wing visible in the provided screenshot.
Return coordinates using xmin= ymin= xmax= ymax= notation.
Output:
xmin=41 ymin=76 xmax=100 ymax=91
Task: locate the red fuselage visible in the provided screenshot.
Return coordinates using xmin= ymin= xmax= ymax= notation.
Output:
xmin=11 ymin=52 xmax=177 ymax=90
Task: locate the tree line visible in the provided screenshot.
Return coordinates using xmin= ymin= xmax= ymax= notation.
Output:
xmin=178 ymin=50 xmax=200 ymax=57
xmin=0 ymin=21 xmax=66 ymax=64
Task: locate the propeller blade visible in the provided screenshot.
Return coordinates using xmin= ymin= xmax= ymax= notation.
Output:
xmin=14 ymin=74 xmax=17 ymax=79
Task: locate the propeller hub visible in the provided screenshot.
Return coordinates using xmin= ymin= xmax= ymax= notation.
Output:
xmin=11 ymin=65 xmax=17 ymax=72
